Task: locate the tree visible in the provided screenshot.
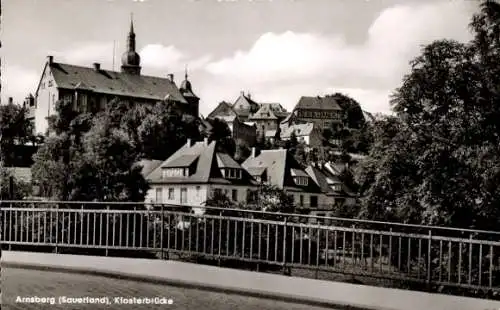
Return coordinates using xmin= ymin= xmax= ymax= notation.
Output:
xmin=0 ymin=169 xmax=31 ymax=199
xmin=248 ymin=184 xmax=295 ymax=214
xmin=357 ymin=1 xmax=500 ymax=230
xmin=203 ymin=118 xmax=235 ymax=156
xmin=0 ymin=103 xmax=35 ymax=166
xmin=328 ymin=93 xmax=366 ymax=130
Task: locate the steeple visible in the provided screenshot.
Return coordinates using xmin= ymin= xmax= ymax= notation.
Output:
xmin=121 ymin=13 xmax=141 ymax=75
xmin=180 ymin=64 xmax=193 ymax=93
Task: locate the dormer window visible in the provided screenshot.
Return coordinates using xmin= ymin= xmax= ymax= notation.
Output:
xmin=162 ymin=167 xmax=190 ymax=178
xmin=222 ymin=168 xmax=242 ymax=179
xmin=294 ymin=176 xmax=309 ymax=186
xmin=291 ymin=169 xmax=309 ymax=186
xmin=331 ymin=184 xmax=342 ymax=191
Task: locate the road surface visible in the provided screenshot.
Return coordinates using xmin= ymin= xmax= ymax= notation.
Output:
xmin=2 ymin=268 xmax=335 ymax=310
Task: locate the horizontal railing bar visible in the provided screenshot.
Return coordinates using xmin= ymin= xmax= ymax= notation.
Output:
xmin=3 ymin=200 xmax=500 ymax=236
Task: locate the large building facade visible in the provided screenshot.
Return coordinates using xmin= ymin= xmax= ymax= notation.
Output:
xmin=286 ymin=95 xmax=343 ymax=130
xmin=33 ymin=18 xmax=199 ymax=135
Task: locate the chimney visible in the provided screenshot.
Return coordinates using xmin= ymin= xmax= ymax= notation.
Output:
xmin=93 ymin=63 xmax=101 ymax=71
xmin=240 ymin=91 xmax=245 ymax=96
xmin=204 ymin=137 xmax=209 ymax=146
xmin=167 ymin=74 xmax=174 ymax=82
xmin=186 ymin=138 xmax=192 ymax=147
xmin=247 ymin=91 xmax=251 ymax=99
xmin=47 ymin=55 xmax=54 ymax=65
xmin=8 ymin=97 xmax=13 ymax=105
xmin=251 ymin=147 xmax=256 ymax=158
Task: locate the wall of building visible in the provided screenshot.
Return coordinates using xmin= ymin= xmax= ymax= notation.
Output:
xmin=295 ymin=109 xmax=342 ymax=130
xmin=145 ymin=183 xmax=256 ymax=207
xmin=35 ymin=67 xmax=59 ymax=135
xmin=233 ymin=120 xmax=256 ymax=147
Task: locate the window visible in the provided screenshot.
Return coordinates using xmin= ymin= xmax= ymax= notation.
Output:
xmin=299 ymin=195 xmax=304 ymax=206
xmin=196 ymin=186 xmax=201 ymax=197
xmin=310 ymin=196 xmax=318 ymax=208
xmin=294 ymin=176 xmax=309 ymax=186
xmin=180 ymin=188 xmax=188 ymax=204
xmin=155 ymin=188 xmax=163 ymax=203
xmin=232 ymin=189 xmax=238 ymax=201
xmin=48 ymin=80 xmax=53 ymax=87
xmin=213 ymin=188 xmax=222 ymax=197
xmin=168 ymin=188 xmax=175 ymax=200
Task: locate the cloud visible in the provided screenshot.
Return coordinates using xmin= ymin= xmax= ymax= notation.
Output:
xmin=139 ymin=44 xmax=212 ymax=73
xmin=50 ymin=42 xmax=116 ymax=68
xmin=50 ymin=41 xmax=211 ymax=75
xmin=2 ymin=65 xmax=39 ymax=104
xmin=203 ymin=1 xmax=474 ymax=113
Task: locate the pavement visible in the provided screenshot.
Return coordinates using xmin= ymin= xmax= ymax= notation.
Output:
xmin=2 ymin=251 xmax=500 ymax=310
xmin=2 ymin=268 xmax=334 ymax=310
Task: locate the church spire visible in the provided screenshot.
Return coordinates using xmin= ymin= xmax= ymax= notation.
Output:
xmin=121 ymin=13 xmax=141 ymax=75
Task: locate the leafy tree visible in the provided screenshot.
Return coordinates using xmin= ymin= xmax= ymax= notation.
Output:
xmin=248 ymin=184 xmax=295 ymax=214
xmin=203 ymin=118 xmax=235 ymax=156
xmin=328 ymin=93 xmax=366 ymax=129
xmin=70 ymin=114 xmax=149 ymax=202
xmin=357 ymin=1 xmax=500 ymax=231
xmin=0 ymin=169 xmax=31 ymax=199
xmin=0 ymin=103 xmax=36 ymax=166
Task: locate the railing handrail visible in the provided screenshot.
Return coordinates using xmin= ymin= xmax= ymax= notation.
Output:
xmin=2 ymin=200 xmax=500 ymax=236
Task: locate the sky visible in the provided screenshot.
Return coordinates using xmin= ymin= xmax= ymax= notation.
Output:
xmin=2 ymin=0 xmax=478 ymax=116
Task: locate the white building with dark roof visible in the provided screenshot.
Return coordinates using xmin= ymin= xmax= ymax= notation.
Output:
xmin=144 ymin=138 xmax=258 ymax=207
xmin=241 ymin=148 xmax=322 ymax=209
xmin=34 ymin=17 xmax=199 ymax=135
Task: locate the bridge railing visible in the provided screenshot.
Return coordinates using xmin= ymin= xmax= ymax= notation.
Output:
xmin=1 ymin=200 xmax=500 ymax=295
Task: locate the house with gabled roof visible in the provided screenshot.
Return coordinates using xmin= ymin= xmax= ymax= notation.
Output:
xmin=144 ymin=138 xmax=258 ymax=207
xmin=291 ymin=95 xmax=344 ymax=131
xmin=33 ymin=17 xmax=199 ymax=135
xmin=305 ymin=164 xmax=357 ymax=215
xmin=206 ymin=100 xmax=257 ymax=147
xmin=241 ymin=148 xmax=322 ymax=209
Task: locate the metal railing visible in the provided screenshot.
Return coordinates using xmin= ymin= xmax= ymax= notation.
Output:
xmin=2 ymin=200 xmax=500 ymax=296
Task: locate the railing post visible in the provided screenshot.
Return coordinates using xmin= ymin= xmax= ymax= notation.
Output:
xmin=161 ymin=203 xmax=165 ymax=260
xmin=105 ymin=206 xmax=110 ymax=257
xmin=427 ymin=229 xmax=432 ymax=291
xmin=55 ymin=203 xmax=59 ymax=254
xmin=282 ymin=216 xmax=288 ymax=276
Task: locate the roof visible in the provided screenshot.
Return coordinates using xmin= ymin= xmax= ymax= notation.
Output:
xmin=246 ymin=166 xmax=267 ymax=176
xmin=295 ymin=96 xmax=342 ymax=111
xmin=147 ymin=140 xmax=257 ymax=186
xmin=260 ymin=103 xmax=289 ymax=118
xmin=242 ymin=149 xmax=320 ymax=192
xmin=305 ymin=165 xmax=353 ymax=196
xmin=249 ymin=103 xmax=278 ymax=120
xmin=232 ymin=92 xmax=260 ymax=115
xmin=161 ymin=154 xmax=199 ymax=168
xmin=207 ymin=101 xmax=237 ymax=120
xmin=242 ymin=149 xmax=287 ymax=188
xmin=44 ymin=62 xmax=187 ymax=103
xmin=281 ymin=123 xmax=315 ymax=138
xmin=290 ymin=168 xmax=308 ymax=177
xmin=216 ymin=153 xmax=241 ymax=169
xmin=136 ymin=160 xmax=163 ymax=178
